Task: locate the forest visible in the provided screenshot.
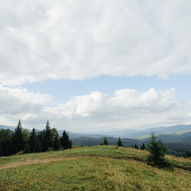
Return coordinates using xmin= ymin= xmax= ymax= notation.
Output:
xmin=0 ymin=120 xmax=72 ymax=156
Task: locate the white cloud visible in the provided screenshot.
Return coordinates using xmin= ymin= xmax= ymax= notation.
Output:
xmin=47 ymin=88 xmax=177 ymax=117
xmin=0 ymin=85 xmax=51 ymax=124
xmin=37 ymin=88 xmax=191 ymax=132
xmin=0 ymin=0 xmax=191 ymax=85
xmin=0 ymin=85 xmax=191 ymax=132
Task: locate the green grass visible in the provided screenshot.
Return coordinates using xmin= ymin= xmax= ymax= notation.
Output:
xmin=0 ymin=146 xmax=191 ymax=191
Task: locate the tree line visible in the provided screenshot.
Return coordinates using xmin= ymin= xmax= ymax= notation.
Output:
xmin=100 ymin=136 xmax=146 ymax=150
xmin=0 ymin=120 xmax=72 ymax=156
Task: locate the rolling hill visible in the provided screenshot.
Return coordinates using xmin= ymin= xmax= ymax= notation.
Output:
xmin=0 ymin=146 xmax=191 ymax=190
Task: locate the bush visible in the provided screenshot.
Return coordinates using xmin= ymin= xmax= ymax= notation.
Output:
xmin=146 ymin=134 xmax=174 ymax=170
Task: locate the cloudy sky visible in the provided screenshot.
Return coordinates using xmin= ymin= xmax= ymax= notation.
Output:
xmin=1 ymin=0 xmax=191 ymax=133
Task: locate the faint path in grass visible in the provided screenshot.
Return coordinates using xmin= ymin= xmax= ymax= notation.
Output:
xmin=0 ymin=156 xmax=77 ymax=170
xmin=0 ymin=155 xmax=143 ymax=170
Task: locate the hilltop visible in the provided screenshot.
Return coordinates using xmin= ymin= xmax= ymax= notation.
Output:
xmin=0 ymin=146 xmax=191 ymax=190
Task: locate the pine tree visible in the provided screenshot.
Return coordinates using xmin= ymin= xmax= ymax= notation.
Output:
xmin=34 ymin=139 xmax=42 ymax=153
xmin=12 ymin=120 xmax=25 ymax=153
xmin=68 ymin=139 xmax=72 ymax=149
xmin=0 ymin=142 xmax=3 ymax=156
xmin=103 ymin=137 xmax=108 ymax=145
xmin=146 ymin=134 xmax=173 ymax=170
xmin=140 ymin=143 xmax=146 ymax=150
xmin=60 ymin=130 xmax=72 ymax=149
xmin=0 ymin=129 xmax=14 ymax=156
xmin=132 ymin=144 xmax=138 ymax=149
xmin=42 ymin=121 xmax=53 ymax=152
xmin=185 ymin=151 xmax=191 ymax=158
xmin=53 ymin=134 xmax=60 ymax=150
xmin=29 ymin=128 xmax=36 ymax=153
xmin=24 ymin=142 xmax=30 ymax=153
xmin=117 ymin=137 xmax=123 ymax=147
xmin=135 ymin=144 xmax=139 ymax=149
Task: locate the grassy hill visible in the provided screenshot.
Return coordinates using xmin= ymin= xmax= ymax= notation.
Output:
xmin=0 ymin=146 xmax=191 ymax=191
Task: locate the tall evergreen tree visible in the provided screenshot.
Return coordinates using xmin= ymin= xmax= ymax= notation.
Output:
xmin=36 ymin=131 xmax=44 ymax=147
xmin=24 ymin=142 xmax=30 ymax=153
xmin=12 ymin=120 xmax=25 ymax=153
xmin=53 ymin=134 xmax=60 ymax=150
xmin=132 ymin=144 xmax=139 ymax=149
xmin=103 ymin=137 xmax=108 ymax=145
xmin=42 ymin=121 xmax=53 ymax=152
xmin=34 ymin=139 xmax=42 ymax=153
xmin=60 ymin=130 xmax=72 ymax=149
xmin=68 ymin=139 xmax=72 ymax=149
xmin=0 ymin=129 xmax=14 ymax=156
xmin=140 ymin=143 xmax=146 ymax=150
xmin=28 ymin=128 xmax=36 ymax=153
xmin=22 ymin=129 xmax=30 ymax=145
xmin=51 ymin=128 xmax=59 ymax=143
xmin=0 ymin=142 xmax=3 ymax=156
xmin=117 ymin=137 xmax=123 ymax=147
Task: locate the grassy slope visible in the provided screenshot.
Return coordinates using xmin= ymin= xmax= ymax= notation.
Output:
xmin=0 ymin=146 xmax=191 ymax=191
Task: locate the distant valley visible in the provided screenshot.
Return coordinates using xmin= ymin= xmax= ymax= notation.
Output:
xmin=1 ymin=124 xmax=191 ymax=156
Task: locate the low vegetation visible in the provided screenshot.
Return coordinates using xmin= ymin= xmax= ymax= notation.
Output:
xmin=0 ymin=146 xmax=191 ymax=190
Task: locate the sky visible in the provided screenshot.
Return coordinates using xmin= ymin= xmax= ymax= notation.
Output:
xmin=1 ymin=0 xmax=191 ymax=133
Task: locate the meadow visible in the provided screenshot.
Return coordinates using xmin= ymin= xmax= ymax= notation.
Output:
xmin=0 ymin=146 xmax=191 ymax=191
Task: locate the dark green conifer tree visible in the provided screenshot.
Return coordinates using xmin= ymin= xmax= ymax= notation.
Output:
xmin=24 ymin=142 xmax=30 ymax=153
xmin=60 ymin=130 xmax=72 ymax=149
xmin=12 ymin=120 xmax=25 ymax=153
xmin=185 ymin=151 xmax=191 ymax=158
xmin=68 ymin=139 xmax=72 ymax=149
xmin=103 ymin=137 xmax=108 ymax=145
xmin=132 ymin=144 xmax=139 ymax=149
xmin=146 ymin=134 xmax=173 ymax=170
xmin=140 ymin=143 xmax=146 ymax=150
xmin=134 ymin=144 xmax=139 ymax=149
xmin=42 ymin=121 xmax=53 ymax=152
xmin=0 ymin=129 xmax=14 ymax=156
xmin=29 ymin=128 xmax=36 ymax=153
xmin=53 ymin=134 xmax=60 ymax=150
xmin=0 ymin=142 xmax=3 ymax=156
xmin=117 ymin=137 xmax=123 ymax=147
xmin=34 ymin=139 xmax=42 ymax=153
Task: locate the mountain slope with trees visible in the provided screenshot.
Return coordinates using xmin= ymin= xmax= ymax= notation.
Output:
xmin=0 ymin=121 xmax=72 ymax=157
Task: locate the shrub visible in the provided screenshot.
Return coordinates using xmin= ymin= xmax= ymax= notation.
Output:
xmin=146 ymin=134 xmax=173 ymax=170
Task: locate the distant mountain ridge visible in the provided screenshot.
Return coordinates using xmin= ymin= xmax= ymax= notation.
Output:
xmin=1 ymin=124 xmax=191 ymax=155
xmin=1 ymin=124 xmax=190 ymax=138
xmin=0 ymin=125 xmax=15 ymax=130
xmin=1 ymin=124 xmax=191 ymax=139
